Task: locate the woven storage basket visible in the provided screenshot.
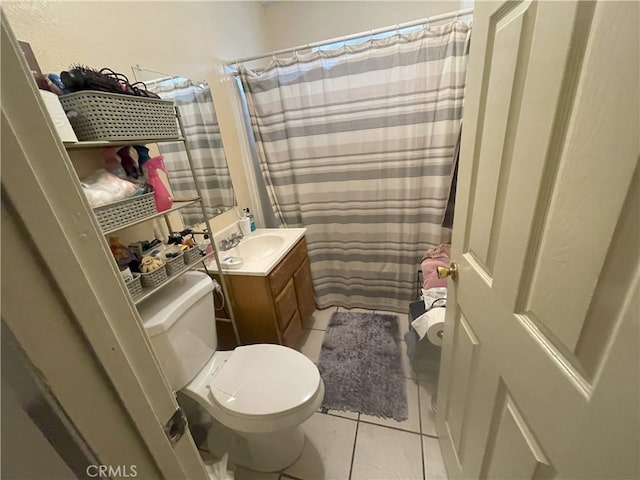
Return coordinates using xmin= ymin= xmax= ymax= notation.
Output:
xmin=93 ymin=193 xmax=156 ymax=232
xmin=125 ymin=273 xmax=143 ymax=298
xmin=59 ymin=91 xmax=178 ymax=141
xmin=183 ymin=246 xmax=203 ymax=265
xmin=140 ymin=264 xmax=168 ymax=288
xmin=164 ymin=253 xmax=185 ymax=276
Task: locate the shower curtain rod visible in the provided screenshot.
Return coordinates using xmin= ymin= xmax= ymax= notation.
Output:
xmin=131 ymin=64 xmax=178 ymax=84
xmin=225 ymin=7 xmax=473 ymax=67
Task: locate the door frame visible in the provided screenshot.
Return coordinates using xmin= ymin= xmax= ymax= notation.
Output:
xmin=1 ymin=13 xmax=209 ymax=479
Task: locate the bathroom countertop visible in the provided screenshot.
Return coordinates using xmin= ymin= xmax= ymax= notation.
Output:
xmin=204 ymin=228 xmax=307 ymax=277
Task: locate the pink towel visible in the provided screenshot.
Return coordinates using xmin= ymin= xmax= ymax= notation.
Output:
xmin=420 ymin=244 xmax=451 ymax=263
xmin=420 ymin=244 xmax=451 ymax=290
xmin=421 ymin=257 xmax=450 ymax=290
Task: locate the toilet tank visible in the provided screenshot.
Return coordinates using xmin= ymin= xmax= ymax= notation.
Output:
xmin=137 ymin=272 xmax=218 ymax=391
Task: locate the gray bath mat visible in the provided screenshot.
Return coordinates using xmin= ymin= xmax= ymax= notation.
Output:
xmin=317 ymin=311 xmax=408 ymax=421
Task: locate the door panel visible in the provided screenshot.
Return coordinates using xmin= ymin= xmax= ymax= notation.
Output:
xmin=574 ymin=172 xmax=639 ymax=379
xmin=437 ymin=1 xmax=639 ymax=479
xmin=480 ymin=382 xmax=556 ymax=480
xmin=466 ymin=0 xmax=536 ymax=276
xmin=444 ymin=311 xmax=479 ymax=456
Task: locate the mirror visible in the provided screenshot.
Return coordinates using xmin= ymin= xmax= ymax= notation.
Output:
xmin=133 ymin=66 xmax=236 ymax=226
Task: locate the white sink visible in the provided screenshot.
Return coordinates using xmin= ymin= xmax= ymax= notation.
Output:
xmin=225 ymin=234 xmax=285 ymax=262
xmin=206 ymin=228 xmax=306 ymax=276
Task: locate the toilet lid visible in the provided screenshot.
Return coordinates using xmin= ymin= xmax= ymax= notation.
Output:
xmin=209 ymin=344 xmax=320 ymax=416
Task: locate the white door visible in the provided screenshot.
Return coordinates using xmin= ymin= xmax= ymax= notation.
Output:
xmin=1 ymin=13 xmax=210 ymax=479
xmin=437 ymin=1 xmax=639 ymax=479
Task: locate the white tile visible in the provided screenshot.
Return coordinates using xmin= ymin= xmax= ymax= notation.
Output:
xmin=375 ymin=309 xmax=410 ymax=341
xmin=360 ymin=378 xmax=421 ymax=433
xmin=299 ymin=329 xmax=325 ymax=363
xmin=423 ymin=436 xmax=448 ymax=479
xmin=351 ymin=423 xmax=423 ymax=480
xmin=400 ymin=340 xmax=417 ymax=380
xmin=283 ymin=412 xmax=356 ymax=480
xmin=317 ymin=407 xmax=359 ymax=420
xmin=413 ymin=345 xmax=442 ymax=381
xmin=230 ymin=464 xmax=279 ymax=480
xmin=307 ymin=307 xmax=336 ymax=331
xmin=418 ymin=378 xmax=438 ymax=436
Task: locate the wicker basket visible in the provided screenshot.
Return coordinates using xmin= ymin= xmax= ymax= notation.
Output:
xmin=59 ymin=91 xmax=178 ymax=141
xmin=125 ymin=273 xmax=143 ymax=298
xmin=164 ymin=252 xmax=185 ymax=276
xmin=94 ymin=193 xmax=156 ymax=232
xmin=140 ymin=264 xmax=168 ymax=288
xmin=183 ymin=246 xmax=203 ymax=265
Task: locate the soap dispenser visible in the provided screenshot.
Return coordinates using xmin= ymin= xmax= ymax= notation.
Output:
xmin=243 ymin=208 xmax=256 ymax=232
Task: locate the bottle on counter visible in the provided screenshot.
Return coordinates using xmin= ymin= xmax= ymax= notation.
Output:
xmin=243 ymin=207 xmax=256 ymax=232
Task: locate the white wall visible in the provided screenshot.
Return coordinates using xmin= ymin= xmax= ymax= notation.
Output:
xmin=262 ymin=1 xmax=470 ymax=53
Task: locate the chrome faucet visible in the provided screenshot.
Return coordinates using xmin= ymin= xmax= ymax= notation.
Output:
xmin=220 ymin=232 xmax=243 ymax=251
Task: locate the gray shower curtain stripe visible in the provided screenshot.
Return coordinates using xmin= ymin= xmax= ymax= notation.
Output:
xmin=146 ymin=78 xmax=235 ymax=225
xmin=161 ymin=137 xmax=225 ymax=151
xmin=266 ymin=159 xmax=454 ymax=175
xmin=169 ymin=178 xmax=229 ymax=191
xmin=266 ymin=156 xmax=455 ymax=173
xmin=267 ymin=164 xmax=453 ymax=185
xmin=246 ymin=41 xmax=470 ymax=92
xmin=264 ymin=141 xmax=455 ymax=163
xmin=252 ymin=109 xmax=463 ymax=142
xmin=278 ymin=198 xmax=448 ymax=211
xmin=240 ymin=22 xmax=471 ymax=311
xmin=251 ymin=87 xmax=465 ymax=121
xmin=251 ymin=95 xmax=465 ymax=125
xmin=248 ymin=69 xmax=468 ymax=109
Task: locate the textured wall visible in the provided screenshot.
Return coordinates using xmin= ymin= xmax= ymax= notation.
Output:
xmin=262 ymin=1 xmax=471 ymax=53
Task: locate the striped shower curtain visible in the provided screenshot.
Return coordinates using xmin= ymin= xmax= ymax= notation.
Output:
xmin=240 ymin=22 xmax=471 ymax=312
xmin=146 ymin=78 xmax=235 ymax=225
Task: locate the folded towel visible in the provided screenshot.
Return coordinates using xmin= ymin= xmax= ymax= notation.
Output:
xmin=420 ymin=244 xmax=451 ymax=290
xmin=420 ymin=244 xmax=451 ymax=263
xmin=421 ymin=257 xmax=450 ymax=290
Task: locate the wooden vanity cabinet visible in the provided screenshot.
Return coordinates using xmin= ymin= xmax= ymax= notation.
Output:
xmin=212 ymin=237 xmax=316 ymax=348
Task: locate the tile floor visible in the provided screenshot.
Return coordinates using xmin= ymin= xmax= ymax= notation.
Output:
xmin=230 ymin=306 xmax=448 ymax=480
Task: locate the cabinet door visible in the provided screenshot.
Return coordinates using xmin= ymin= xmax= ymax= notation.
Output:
xmin=269 ymin=239 xmax=307 ymax=296
xmin=293 ymin=258 xmax=316 ymax=328
xmin=274 ymin=278 xmax=297 ymax=332
xmin=282 ymin=311 xmax=303 ymax=349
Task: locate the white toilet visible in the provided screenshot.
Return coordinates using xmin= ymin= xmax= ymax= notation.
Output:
xmin=138 ymin=271 xmax=324 ymax=472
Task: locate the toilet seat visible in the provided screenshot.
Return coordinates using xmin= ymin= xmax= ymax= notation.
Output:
xmin=181 ymin=344 xmax=324 ymax=433
xmin=209 ymin=344 xmax=320 ymax=416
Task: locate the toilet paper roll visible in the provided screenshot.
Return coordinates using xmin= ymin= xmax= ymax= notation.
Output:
xmin=424 ymin=308 xmax=445 ymax=346
xmin=411 ymin=308 xmax=445 ymax=346
xmin=39 ymin=90 xmax=78 ymax=142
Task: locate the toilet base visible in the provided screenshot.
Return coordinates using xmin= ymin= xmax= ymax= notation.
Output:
xmin=206 ymin=416 xmax=305 ymax=472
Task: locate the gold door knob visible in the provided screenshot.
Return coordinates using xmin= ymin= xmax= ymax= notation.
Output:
xmin=436 ymin=262 xmax=458 ymax=281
